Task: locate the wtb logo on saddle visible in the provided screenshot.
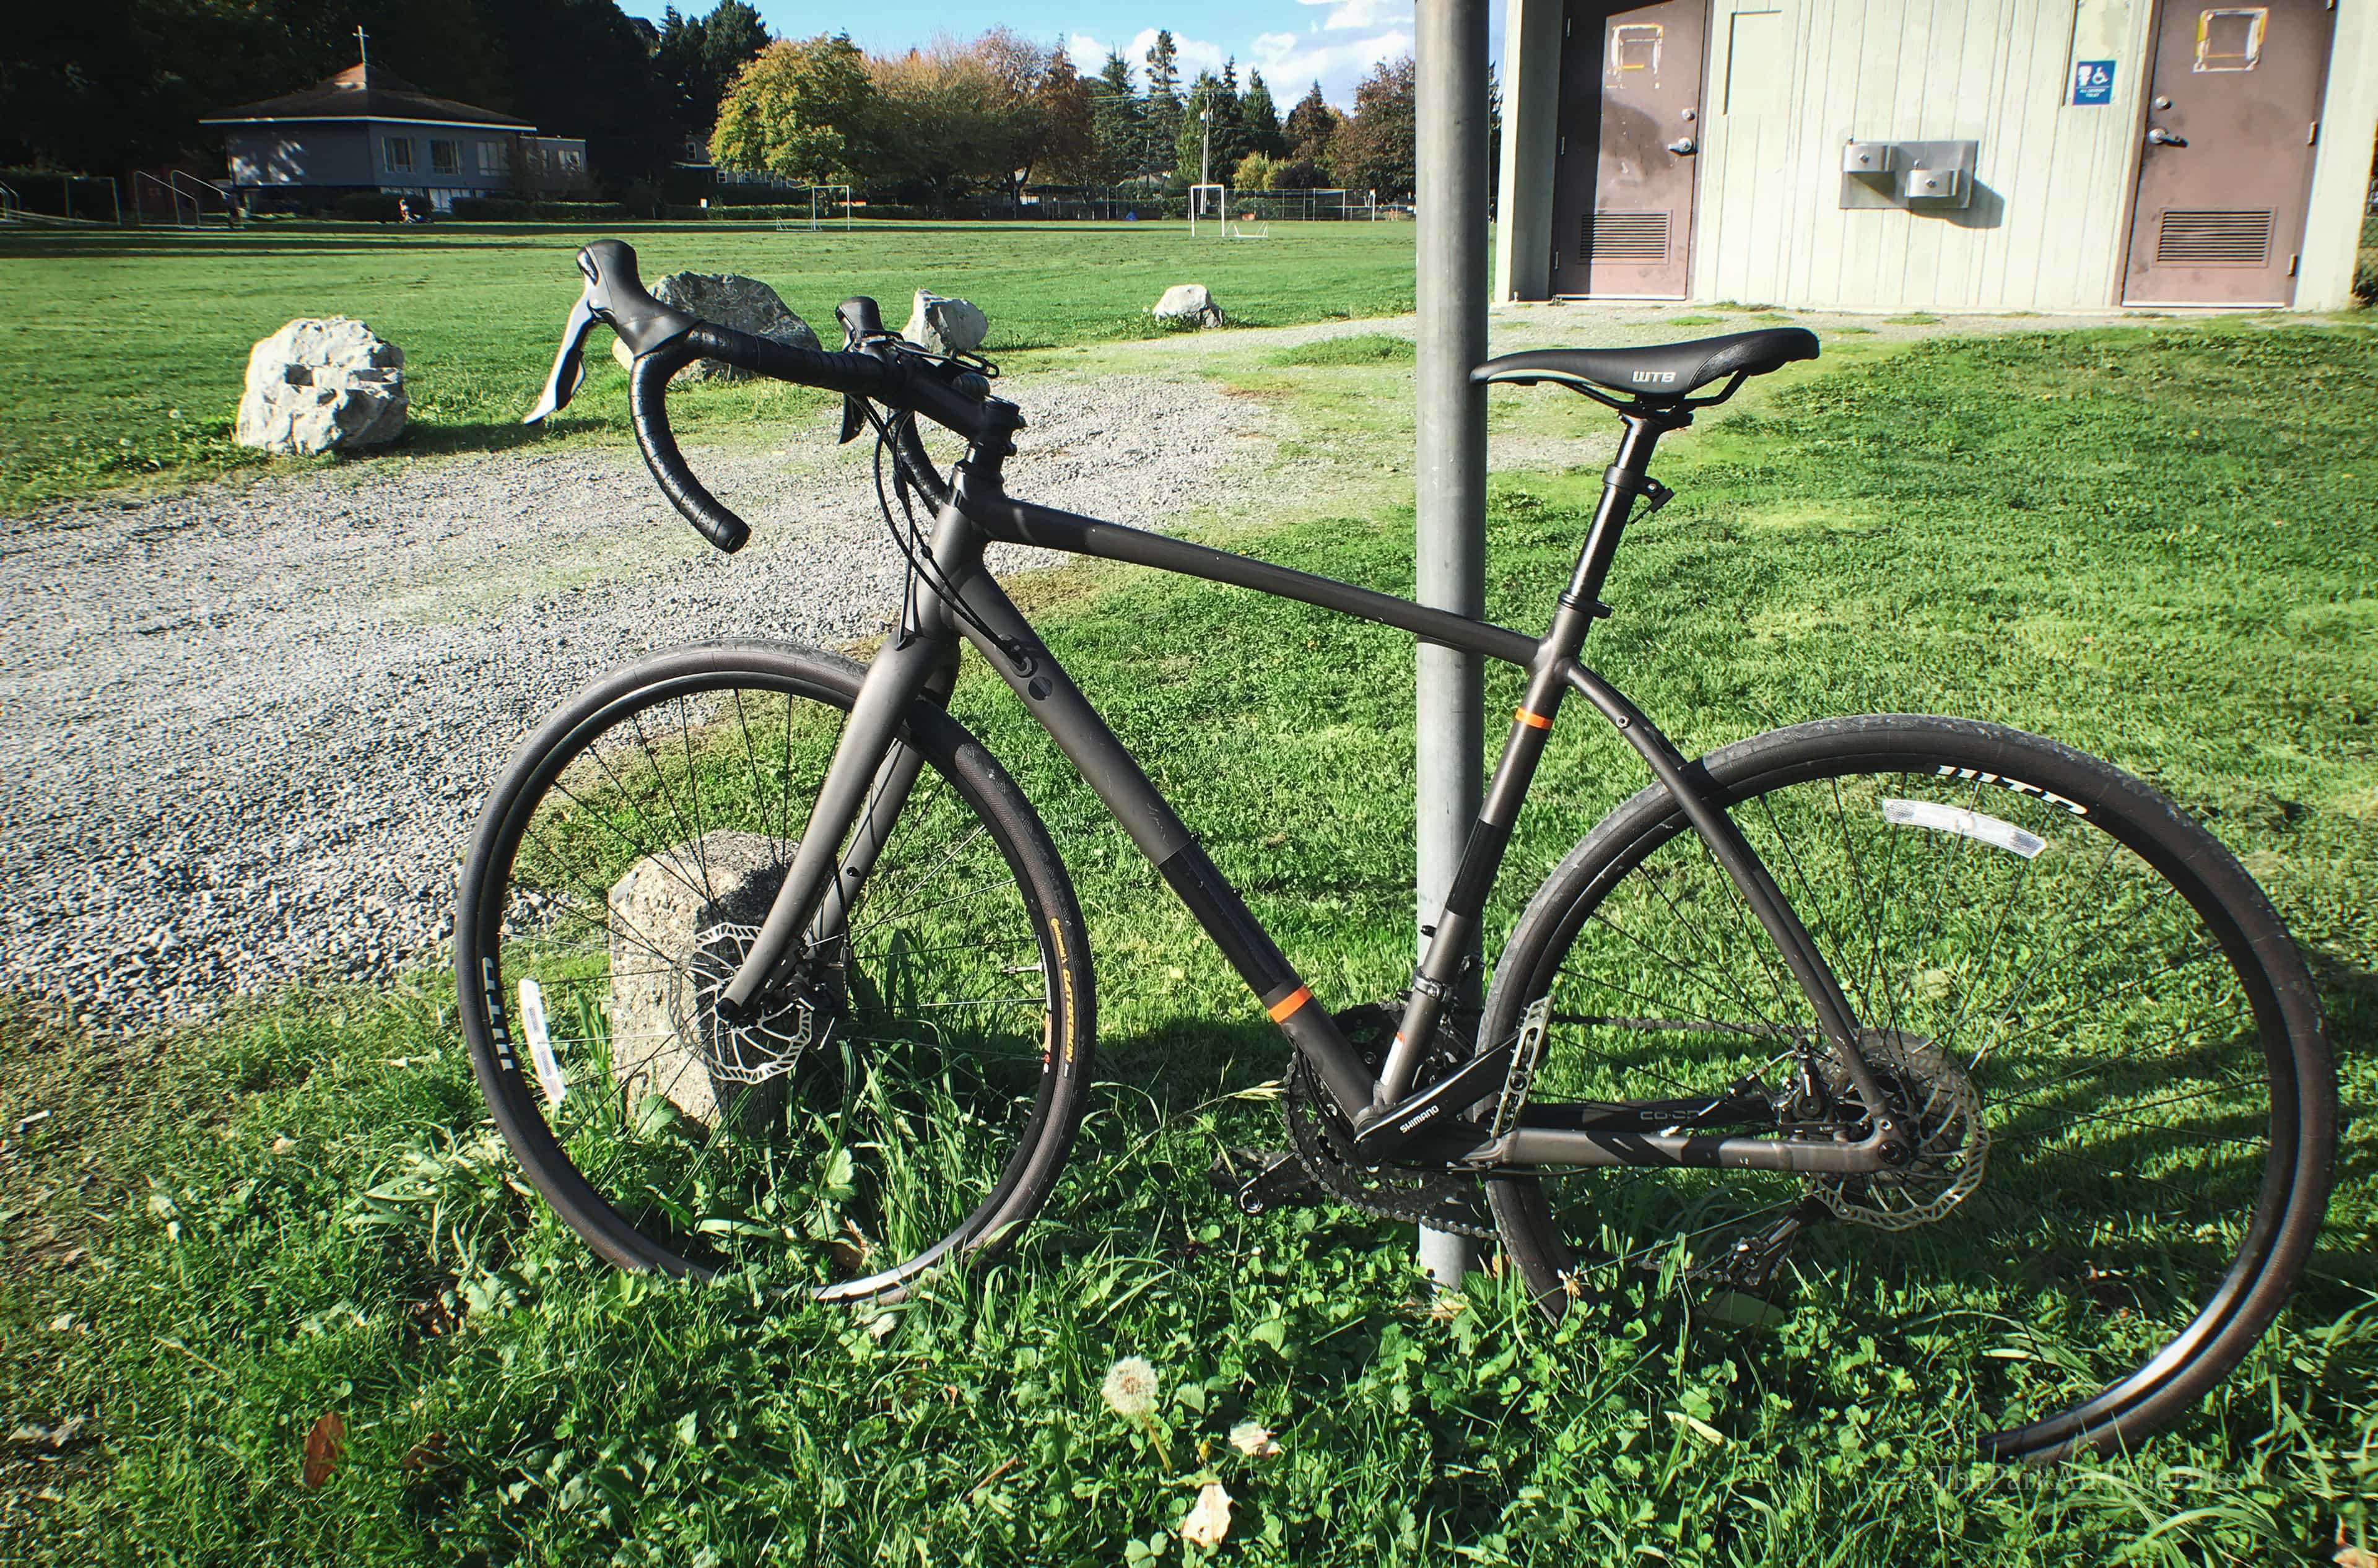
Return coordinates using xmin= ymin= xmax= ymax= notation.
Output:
xmin=1631 ymin=370 xmax=1678 ymax=384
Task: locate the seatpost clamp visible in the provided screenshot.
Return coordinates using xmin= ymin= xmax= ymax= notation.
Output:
xmin=1603 ymin=466 xmax=1675 ymax=519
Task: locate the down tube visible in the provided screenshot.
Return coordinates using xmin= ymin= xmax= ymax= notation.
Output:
xmin=946 ymin=566 xmax=1380 ymax=1119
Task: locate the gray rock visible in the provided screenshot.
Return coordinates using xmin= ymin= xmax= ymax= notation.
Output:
xmin=606 ymin=829 xmax=793 ymax=1126
xmin=1153 ymin=283 xmax=1224 ymax=328
xmin=608 ymin=272 xmax=821 ymax=381
xmin=233 ymin=318 xmax=407 ymax=456
xmin=903 ymin=290 xmax=989 ymax=355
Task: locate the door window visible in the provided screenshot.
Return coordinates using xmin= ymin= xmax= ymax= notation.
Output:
xmin=2194 ymin=8 xmax=2267 ymax=71
xmin=1609 ymin=23 xmax=1663 ymax=81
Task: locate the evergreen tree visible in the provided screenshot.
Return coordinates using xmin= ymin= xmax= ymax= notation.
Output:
xmin=1240 ymin=69 xmax=1287 ymax=160
xmin=1175 ymin=68 xmax=1221 ymax=185
xmin=1283 ymin=80 xmax=1340 ymax=166
xmin=655 ymin=0 xmax=770 ymax=139
xmin=1141 ymin=29 xmax=1181 ymax=175
xmin=1087 ymin=50 xmax=1144 ymax=182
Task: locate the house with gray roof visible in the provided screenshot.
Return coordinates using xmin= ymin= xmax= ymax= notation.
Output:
xmin=202 ymin=61 xmax=588 ymax=213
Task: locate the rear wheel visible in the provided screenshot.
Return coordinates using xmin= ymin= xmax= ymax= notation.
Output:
xmin=1481 ymin=715 xmax=2334 ymax=1460
xmin=455 ymin=641 xmax=1094 ymax=1302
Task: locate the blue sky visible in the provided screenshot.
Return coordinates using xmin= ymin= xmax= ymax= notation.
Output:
xmin=614 ymin=0 xmax=1500 ymax=108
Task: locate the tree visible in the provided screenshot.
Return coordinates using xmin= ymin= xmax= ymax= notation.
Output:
xmin=1175 ymin=69 xmax=1221 ymax=186
xmin=1240 ymin=70 xmax=1287 ymax=160
xmin=1283 ymin=81 xmax=1343 ymax=168
xmin=656 ymin=1 xmax=770 ymax=138
xmin=710 ymin=33 xmax=873 ymax=184
xmin=1086 ymin=50 xmax=1143 ymax=182
xmin=1141 ymin=30 xmax=1182 ymax=176
xmin=1232 ymin=151 xmax=1279 ymax=192
xmin=480 ymin=0 xmax=682 ymax=183
xmin=867 ymin=35 xmax=1026 ymax=204
xmin=1029 ymin=43 xmax=1097 ymax=185
xmin=1331 ymin=55 xmax=1416 ymax=199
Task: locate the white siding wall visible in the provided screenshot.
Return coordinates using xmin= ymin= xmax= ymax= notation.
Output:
xmin=1692 ymin=0 xmax=2160 ymax=310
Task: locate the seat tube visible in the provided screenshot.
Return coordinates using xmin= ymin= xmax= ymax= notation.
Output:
xmin=1375 ymin=412 xmax=1676 ymax=1107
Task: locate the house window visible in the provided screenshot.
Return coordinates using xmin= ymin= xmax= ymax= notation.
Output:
xmin=383 ymin=136 xmax=414 ymax=173
xmin=477 ymin=140 xmax=505 ymax=176
xmin=430 ymin=139 xmax=460 ymax=175
xmin=561 ymin=149 xmax=583 ymax=174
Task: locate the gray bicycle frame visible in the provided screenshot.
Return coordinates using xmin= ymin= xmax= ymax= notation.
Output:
xmin=716 ymin=408 xmax=1915 ymax=1178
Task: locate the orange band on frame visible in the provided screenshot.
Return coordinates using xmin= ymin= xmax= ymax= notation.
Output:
xmin=1266 ymin=986 xmax=1313 ymax=1024
xmin=1515 ymin=707 xmax=1553 ymax=730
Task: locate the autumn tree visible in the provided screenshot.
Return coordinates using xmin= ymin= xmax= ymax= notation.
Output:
xmin=709 ymin=33 xmax=873 ymax=183
xmin=1027 ymin=44 xmax=1096 ymax=185
xmin=868 ymin=35 xmax=1026 ymax=203
xmin=1331 ymin=56 xmax=1416 ymax=198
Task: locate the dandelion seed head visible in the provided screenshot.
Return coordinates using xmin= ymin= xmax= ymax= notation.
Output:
xmin=1100 ymin=1355 xmax=1159 ymax=1418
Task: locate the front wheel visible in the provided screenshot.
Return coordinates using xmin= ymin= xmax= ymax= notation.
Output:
xmin=455 ymin=640 xmax=1095 ymax=1303
xmin=1481 ymin=715 xmax=2334 ymax=1461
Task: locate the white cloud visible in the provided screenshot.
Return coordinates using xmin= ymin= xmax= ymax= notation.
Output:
xmin=1250 ymin=26 xmax=1413 ymax=101
xmin=1067 ymin=32 xmax=1112 ymax=66
xmin=1123 ymin=26 xmax=1225 ymax=82
xmin=1297 ymin=0 xmax=1410 ymax=30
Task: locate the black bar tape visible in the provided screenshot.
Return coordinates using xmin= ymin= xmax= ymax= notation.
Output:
xmin=627 ymin=342 xmax=750 ymax=554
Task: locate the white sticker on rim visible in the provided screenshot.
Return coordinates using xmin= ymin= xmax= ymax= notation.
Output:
xmin=518 ymin=978 xmax=567 ymax=1105
xmin=1881 ymin=797 xmax=2047 ymax=859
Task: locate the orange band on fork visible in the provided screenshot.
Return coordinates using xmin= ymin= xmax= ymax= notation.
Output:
xmin=1514 ymin=707 xmax=1553 ymax=731
xmin=1266 ymin=986 xmax=1313 ymax=1024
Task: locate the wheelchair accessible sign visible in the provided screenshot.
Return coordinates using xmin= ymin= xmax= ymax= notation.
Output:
xmin=2072 ymin=60 xmax=2117 ymax=105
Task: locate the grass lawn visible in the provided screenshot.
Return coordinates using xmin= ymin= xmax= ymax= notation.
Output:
xmin=0 ymin=219 xmax=1417 ymax=513
xmin=3 ymin=320 xmax=2376 ymax=1564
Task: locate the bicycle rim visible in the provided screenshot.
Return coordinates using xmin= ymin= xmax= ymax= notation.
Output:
xmin=455 ymin=642 xmax=1093 ymax=1301
xmin=1482 ymin=715 xmax=2332 ymax=1460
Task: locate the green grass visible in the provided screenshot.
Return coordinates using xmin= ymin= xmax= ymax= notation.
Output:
xmin=0 ymin=220 xmax=1417 ymax=512
xmin=1267 ymin=333 xmax=1416 ymax=367
xmin=5 ymin=326 xmax=2376 ymax=1564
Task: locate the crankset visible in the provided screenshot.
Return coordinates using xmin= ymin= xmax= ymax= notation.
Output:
xmin=1280 ymin=1003 xmax=1497 ymax=1239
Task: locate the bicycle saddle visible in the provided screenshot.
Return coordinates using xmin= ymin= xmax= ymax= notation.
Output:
xmin=1473 ymin=328 xmax=1819 ymax=402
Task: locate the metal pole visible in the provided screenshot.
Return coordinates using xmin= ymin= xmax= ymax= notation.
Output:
xmin=1413 ymin=0 xmax=1489 ymax=1292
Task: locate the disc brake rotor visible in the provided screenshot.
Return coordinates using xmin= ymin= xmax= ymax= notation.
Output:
xmin=1808 ymin=1029 xmax=1989 ymax=1229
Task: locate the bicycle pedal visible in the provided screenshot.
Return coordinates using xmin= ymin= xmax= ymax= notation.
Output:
xmin=1208 ymin=1148 xmax=1321 ymax=1216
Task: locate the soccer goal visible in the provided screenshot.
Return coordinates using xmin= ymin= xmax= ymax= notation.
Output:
xmin=775 ymin=185 xmax=852 ymax=232
xmin=1187 ymin=183 xmax=1227 ymax=236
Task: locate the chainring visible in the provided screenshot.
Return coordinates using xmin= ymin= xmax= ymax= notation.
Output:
xmin=1283 ymin=1003 xmax=1496 ymax=1239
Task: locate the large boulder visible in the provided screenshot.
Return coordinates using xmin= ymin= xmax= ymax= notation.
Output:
xmin=1152 ymin=283 xmax=1224 ymax=328
xmin=608 ymin=272 xmax=821 ymax=381
xmin=903 ymin=290 xmax=989 ymax=355
xmin=606 ymin=829 xmax=799 ymax=1128
xmin=233 ymin=317 xmax=407 ymax=456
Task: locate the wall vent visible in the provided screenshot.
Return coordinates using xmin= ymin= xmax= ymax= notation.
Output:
xmin=1585 ymin=211 xmax=1670 ymax=263
xmin=2154 ymin=209 xmax=2274 ymax=266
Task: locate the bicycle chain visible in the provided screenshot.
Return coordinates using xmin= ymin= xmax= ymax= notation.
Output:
xmin=1281 ymin=1004 xmax=1499 ymax=1240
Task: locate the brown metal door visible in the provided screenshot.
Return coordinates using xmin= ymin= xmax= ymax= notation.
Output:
xmin=1548 ymin=0 xmax=1707 ymax=298
xmin=2122 ymin=0 xmax=2333 ymax=305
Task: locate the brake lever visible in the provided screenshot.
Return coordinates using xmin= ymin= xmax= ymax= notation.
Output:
xmin=523 ymin=290 xmax=598 ymax=425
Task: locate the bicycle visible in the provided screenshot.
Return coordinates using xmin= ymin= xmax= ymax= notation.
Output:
xmin=458 ymin=240 xmax=2336 ymax=1461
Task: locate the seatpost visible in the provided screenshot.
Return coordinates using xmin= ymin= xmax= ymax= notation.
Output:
xmin=1560 ymin=409 xmax=1678 ymax=642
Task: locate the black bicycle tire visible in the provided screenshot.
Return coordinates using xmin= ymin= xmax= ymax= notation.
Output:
xmin=1478 ymin=713 xmax=2335 ymax=1462
xmin=455 ymin=639 xmax=1096 ymax=1301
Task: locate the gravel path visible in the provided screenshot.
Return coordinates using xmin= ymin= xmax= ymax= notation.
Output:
xmin=0 ymin=373 xmax=1271 ymax=1034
